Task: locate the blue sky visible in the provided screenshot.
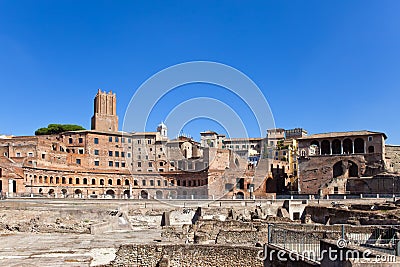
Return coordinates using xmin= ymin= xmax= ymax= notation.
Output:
xmin=0 ymin=1 xmax=399 ymax=143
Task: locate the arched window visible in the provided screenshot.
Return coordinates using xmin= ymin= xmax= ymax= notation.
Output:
xmin=125 ymin=179 xmax=130 ymax=186
xmin=76 ymin=178 xmax=80 ymax=184
xmin=321 ymin=140 xmax=330 ymax=155
xmin=354 ymin=138 xmax=365 ymax=153
xmin=100 ymin=179 xmax=104 ymax=185
xmin=69 ymin=178 xmax=73 ymax=184
xmin=108 ymin=179 xmax=113 ymax=185
xmin=83 ymin=178 xmax=88 ymax=184
xmin=343 ymin=139 xmax=353 ymax=154
xmin=117 ymin=179 xmax=121 ymax=185
xmin=332 ymin=139 xmax=341 ymax=154
xmin=62 ymin=177 xmax=66 ymax=184
xmin=91 ymin=178 xmax=96 ymax=185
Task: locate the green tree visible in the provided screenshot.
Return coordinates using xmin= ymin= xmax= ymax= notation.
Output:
xmin=35 ymin=124 xmax=85 ymax=135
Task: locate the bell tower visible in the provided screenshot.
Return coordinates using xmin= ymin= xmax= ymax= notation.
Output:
xmin=91 ymin=89 xmax=119 ymax=132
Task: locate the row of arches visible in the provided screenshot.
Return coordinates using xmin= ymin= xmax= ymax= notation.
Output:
xmin=39 ymin=187 xmax=207 ymax=199
xmin=26 ymin=174 xmax=208 ymax=189
xmin=311 ymin=138 xmax=374 ymax=155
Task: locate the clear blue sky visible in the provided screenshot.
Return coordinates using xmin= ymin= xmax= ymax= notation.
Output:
xmin=0 ymin=1 xmax=399 ymax=143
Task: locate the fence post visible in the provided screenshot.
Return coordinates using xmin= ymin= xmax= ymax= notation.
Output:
xmin=268 ymin=224 xmax=271 ymax=244
xmin=341 ymin=224 xmax=345 ymax=240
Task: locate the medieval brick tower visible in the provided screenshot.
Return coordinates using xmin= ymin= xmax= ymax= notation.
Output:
xmin=91 ymin=89 xmax=119 ymax=132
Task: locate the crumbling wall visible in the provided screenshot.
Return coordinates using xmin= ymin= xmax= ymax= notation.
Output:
xmin=109 ymin=244 xmax=263 ymax=267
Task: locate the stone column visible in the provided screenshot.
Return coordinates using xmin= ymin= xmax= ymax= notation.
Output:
xmin=341 ymin=140 xmax=343 ymax=154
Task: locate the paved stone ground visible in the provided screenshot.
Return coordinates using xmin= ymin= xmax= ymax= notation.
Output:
xmin=0 ymin=229 xmax=162 ymax=267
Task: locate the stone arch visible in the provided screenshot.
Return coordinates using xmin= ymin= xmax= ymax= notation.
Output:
xmin=83 ymin=178 xmax=88 ymax=185
xmin=117 ymin=179 xmax=121 ymax=185
xmin=169 ymin=191 xmax=177 ymax=199
xmin=156 ymin=190 xmax=163 ymax=199
xmin=333 ymin=161 xmax=343 ymax=178
xmin=236 ymin=191 xmax=245 ymax=199
xmin=354 ymin=138 xmax=365 ymax=153
xmin=108 ymin=179 xmax=113 ymax=185
xmin=332 ymin=139 xmax=341 ymax=155
xmin=343 ymin=138 xmax=353 ymax=154
xmin=124 ymin=179 xmax=130 ymax=186
xmin=321 ymin=140 xmax=330 ymax=155
xmin=61 ymin=189 xmax=67 ymax=195
xmin=348 ymin=160 xmax=359 ymax=177
xmin=76 ymin=178 xmax=80 ymax=184
xmin=368 ymin=146 xmax=375 ymax=153
xmin=106 ymin=189 xmax=115 ymax=196
xmin=140 ymin=190 xmax=148 ymax=199
xmin=123 ymin=190 xmax=130 ymax=197
xmin=74 ymin=189 xmax=82 ymax=195
xmin=91 ymin=178 xmax=96 ymax=185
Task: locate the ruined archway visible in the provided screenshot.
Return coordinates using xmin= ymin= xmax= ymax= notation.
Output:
xmin=321 ymin=140 xmax=330 ymax=155
xmin=123 ymin=190 xmax=130 ymax=198
xmin=156 ymin=190 xmax=163 ymax=199
xmin=140 ymin=190 xmax=148 ymax=199
xmin=333 ymin=161 xmax=344 ymax=178
xmin=236 ymin=192 xmax=244 ymax=199
xmin=106 ymin=189 xmax=115 ymax=196
xmin=348 ymin=161 xmax=359 ymax=177
xmin=74 ymin=189 xmax=82 ymax=195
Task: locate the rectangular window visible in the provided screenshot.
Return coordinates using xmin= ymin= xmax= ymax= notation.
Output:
xmin=78 ymin=149 xmax=84 ymax=154
xmin=115 ymin=162 xmax=119 ymax=167
xmin=115 ymin=151 xmax=119 ymax=157
xmin=28 ymin=152 xmax=34 ymax=157
xmin=137 ymin=162 xmax=142 ymax=167
xmin=148 ymin=162 xmax=153 ymax=167
xmin=69 ymin=138 xmax=73 ymax=144
xmin=128 ymin=138 xmax=131 ymax=143
xmin=142 ymin=180 xmax=146 ymax=186
xmin=121 ymin=137 xmax=125 ymax=143
xmin=138 ymin=155 xmax=141 ymax=160
xmin=94 ymin=138 xmax=99 ymax=144
xmin=137 ymin=139 xmax=141 ymax=144
xmin=115 ymin=137 xmax=119 ymax=142
xmin=108 ymin=151 xmax=113 ymax=157
xmin=76 ymin=159 xmax=81 ymax=165
xmin=157 ymin=180 xmax=161 ymax=186
xmin=94 ymin=161 xmax=99 ymax=166
xmin=121 ymin=162 xmax=126 ymax=167
xmin=109 ymin=137 xmax=112 ymax=142
xmin=127 ymin=153 xmax=131 ymax=158
xmin=42 ymin=154 xmax=45 ymax=159
xmin=94 ymin=149 xmax=99 ymax=155
xmin=150 ymin=180 xmax=154 ymax=186
xmin=78 ymin=138 xmax=83 ymax=143
xmin=121 ymin=152 xmax=125 ymax=157
xmin=16 ymin=152 xmax=21 ymax=157
xmin=109 ymin=161 xmax=113 ymax=167
xmin=147 ymin=139 xmax=152 ymax=144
